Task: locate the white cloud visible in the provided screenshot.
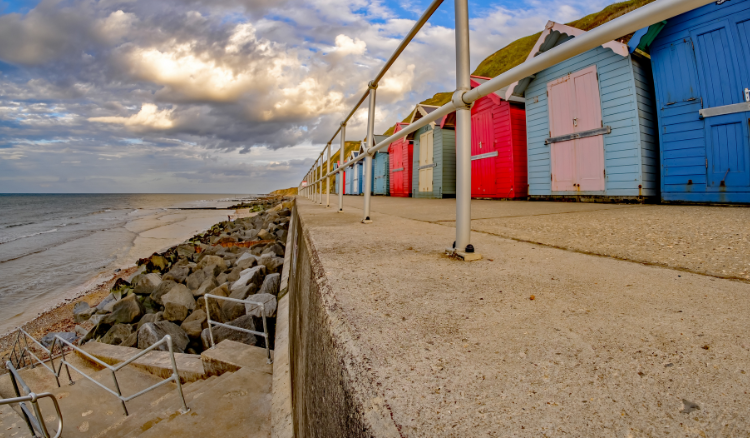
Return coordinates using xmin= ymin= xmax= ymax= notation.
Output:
xmin=89 ymin=104 xmax=175 ymax=129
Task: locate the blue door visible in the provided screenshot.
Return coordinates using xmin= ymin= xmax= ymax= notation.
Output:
xmin=691 ymin=19 xmax=750 ymax=189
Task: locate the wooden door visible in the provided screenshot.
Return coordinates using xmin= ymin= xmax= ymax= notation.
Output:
xmin=390 ymin=143 xmax=402 ymax=195
xmin=572 ymin=66 xmax=605 ymax=192
xmin=693 ymin=19 xmax=750 ymax=188
xmin=471 ymin=110 xmax=495 ymax=195
xmin=419 ymin=130 xmax=434 ymax=192
xmin=547 ymin=76 xmax=577 ymax=191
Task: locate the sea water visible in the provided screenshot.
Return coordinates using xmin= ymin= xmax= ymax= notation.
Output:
xmin=0 ymin=194 xmax=251 ymax=335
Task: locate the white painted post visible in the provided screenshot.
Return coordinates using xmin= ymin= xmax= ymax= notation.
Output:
xmin=326 ymin=143 xmax=331 ymax=207
xmin=362 ymin=84 xmax=377 ymax=223
xmin=453 ymin=0 xmax=474 ymax=256
xmin=339 ymin=123 xmax=346 ymax=212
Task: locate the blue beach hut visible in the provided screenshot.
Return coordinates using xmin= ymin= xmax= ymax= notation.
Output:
xmin=632 ymin=0 xmax=750 ymax=203
xmin=371 ymin=135 xmax=390 ymax=195
xmin=346 ymin=152 xmax=361 ymax=195
xmin=507 ymin=21 xmax=659 ymax=201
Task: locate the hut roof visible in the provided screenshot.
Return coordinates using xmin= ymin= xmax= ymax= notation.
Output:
xmin=506 ymin=21 xmax=629 ymax=100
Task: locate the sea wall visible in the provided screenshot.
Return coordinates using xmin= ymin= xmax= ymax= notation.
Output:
xmin=286 ymin=203 xmax=399 ymax=438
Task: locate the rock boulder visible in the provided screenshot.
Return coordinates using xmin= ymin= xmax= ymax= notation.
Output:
xmin=137 ymin=321 xmax=189 ymax=353
xmin=162 ymin=284 xmax=196 ymax=311
xmin=101 ymin=324 xmax=133 ymax=346
xmin=134 ymin=273 xmax=162 ymax=295
xmin=101 ymin=294 xmax=144 ymax=325
xmin=258 ymin=273 xmax=281 ymax=296
xmin=200 ymin=314 xmax=256 ymax=349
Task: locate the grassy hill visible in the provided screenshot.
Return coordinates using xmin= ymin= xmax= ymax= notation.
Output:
xmin=269 ymin=187 xmax=299 ymax=196
xmin=383 ymin=0 xmax=656 ymax=135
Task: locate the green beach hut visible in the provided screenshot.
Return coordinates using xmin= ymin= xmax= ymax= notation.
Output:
xmin=411 ymin=104 xmax=456 ymax=199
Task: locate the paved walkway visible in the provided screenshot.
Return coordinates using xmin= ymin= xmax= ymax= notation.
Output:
xmin=298 ymin=197 xmax=750 ymax=437
xmin=338 ymin=196 xmax=750 ymax=281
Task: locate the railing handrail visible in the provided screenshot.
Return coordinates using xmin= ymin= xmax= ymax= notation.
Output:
xmin=4 ymin=361 xmax=64 ymax=438
xmin=10 ymin=328 xmax=64 ymax=388
xmin=53 ymin=334 xmax=190 ymax=416
xmin=204 ymin=293 xmax=272 ymax=364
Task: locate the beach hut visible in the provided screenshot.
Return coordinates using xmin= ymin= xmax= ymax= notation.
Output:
xmin=506 ymin=21 xmax=659 ymax=201
xmin=334 ymin=162 xmax=345 ymax=195
xmin=345 ymin=152 xmax=358 ymax=195
xmin=631 ymin=0 xmax=750 ymax=203
xmin=411 ymin=105 xmax=457 ymax=198
xmin=469 ymin=75 xmax=528 ymax=199
xmin=388 ymin=123 xmax=415 ymax=197
xmin=356 ymin=140 xmax=380 ymax=195
xmin=370 ymin=135 xmax=390 ymax=195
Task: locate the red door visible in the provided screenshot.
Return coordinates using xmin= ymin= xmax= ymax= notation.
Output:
xmin=471 ymin=110 xmax=495 ymax=196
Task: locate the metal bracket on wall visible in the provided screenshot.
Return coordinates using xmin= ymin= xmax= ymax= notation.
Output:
xmin=545 ymin=126 xmax=612 ymax=145
xmin=471 ymin=151 xmax=499 ymax=161
xmin=418 ymin=163 xmax=438 ymax=170
xmin=699 ymin=102 xmax=750 ymax=119
xmin=391 ymin=167 xmax=404 ymax=172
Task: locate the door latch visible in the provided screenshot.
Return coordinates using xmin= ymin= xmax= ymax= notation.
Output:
xmin=745 ymin=88 xmax=750 ymax=102
xmin=573 ymin=118 xmax=578 ymax=127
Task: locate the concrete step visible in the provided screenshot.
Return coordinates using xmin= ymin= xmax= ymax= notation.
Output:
xmin=0 ymin=403 xmax=33 ymax=438
xmin=132 ymin=367 xmax=272 ymax=438
xmin=92 ymin=375 xmax=223 ymax=438
xmin=0 ymin=353 xmax=103 ymax=424
xmin=79 ymin=343 xmax=206 ymax=383
xmin=200 ymin=340 xmax=273 ymax=376
xmin=38 ymin=366 xmax=177 ymax=437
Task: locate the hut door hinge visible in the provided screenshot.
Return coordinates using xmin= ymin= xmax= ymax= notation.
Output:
xmin=604 ymin=169 xmax=606 ymax=176
xmin=706 ymin=158 xmax=708 ymax=169
xmin=551 ymin=174 xmax=553 ymax=181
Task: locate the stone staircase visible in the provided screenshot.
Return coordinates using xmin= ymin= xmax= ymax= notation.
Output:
xmin=0 ymin=340 xmax=272 ymax=438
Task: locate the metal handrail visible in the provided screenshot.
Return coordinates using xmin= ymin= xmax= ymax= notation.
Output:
xmin=9 ymin=328 xmax=65 ymax=388
xmin=4 ymin=361 xmax=63 ymax=438
xmin=53 ymin=334 xmax=189 ymax=416
xmin=204 ymin=294 xmax=272 ymax=364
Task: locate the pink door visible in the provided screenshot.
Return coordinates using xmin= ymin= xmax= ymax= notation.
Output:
xmin=572 ymin=66 xmax=605 ymax=192
xmin=547 ymin=76 xmax=576 ymax=192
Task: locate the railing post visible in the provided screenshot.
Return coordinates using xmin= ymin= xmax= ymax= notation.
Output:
xmin=451 ymin=0 xmax=478 ymax=259
xmin=165 ymin=336 xmax=190 ymax=414
xmin=319 ymin=153 xmax=324 ymax=205
xmin=339 ymin=122 xmax=346 ymax=212
xmin=326 ymin=143 xmax=331 ymax=207
xmin=110 ymin=371 xmax=129 ymax=416
xmin=362 ymin=84 xmax=377 ymax=223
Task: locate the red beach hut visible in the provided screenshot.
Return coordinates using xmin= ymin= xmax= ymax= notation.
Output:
xmin=388 ymin=122 xmax=414 ymax=197
xmin=470 ymin=75 xmax=528 ymax=199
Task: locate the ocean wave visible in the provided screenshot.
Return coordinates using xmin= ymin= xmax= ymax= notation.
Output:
xmin=0 ymin=228 xmax=58 ymax=245
xmin=3 ymin=222 xmax=36 ymax=229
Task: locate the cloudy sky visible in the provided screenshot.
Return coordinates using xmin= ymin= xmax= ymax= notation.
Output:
xmin=0 ymin=0 xmax=613 ymax=194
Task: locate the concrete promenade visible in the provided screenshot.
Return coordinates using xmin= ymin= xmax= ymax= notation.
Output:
xmin=296 ymin=197 xmax=750 ymax=437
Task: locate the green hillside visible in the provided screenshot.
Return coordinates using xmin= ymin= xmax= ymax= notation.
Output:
xmin=383 ymin=0 xmax=656 ymax=135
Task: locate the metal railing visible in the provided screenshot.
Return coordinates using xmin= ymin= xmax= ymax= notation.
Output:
xmin=204 ymin=294 xmax=272 ymax=364
xmin=9 ymin=329 xmax=65 ymax=388
xmin=53 ymin=334 xmax=189 ymax=416
xmin=3 ymin=361 xmax=63 ymax=438
xmin=299 ymin=0 xmax=718 ymax=257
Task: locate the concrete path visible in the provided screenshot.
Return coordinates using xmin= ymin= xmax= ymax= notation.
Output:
xmin=340 ymin=196 xmax=750 ymax=281
xmin=298 ymin=197 xmax=750 ymax=437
